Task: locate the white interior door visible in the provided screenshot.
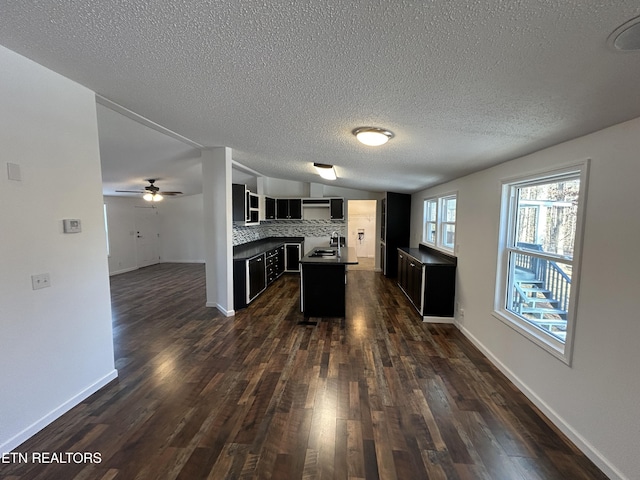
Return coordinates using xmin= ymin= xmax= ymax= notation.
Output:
xmin=135 ymin=206 xmax=160 ymax=268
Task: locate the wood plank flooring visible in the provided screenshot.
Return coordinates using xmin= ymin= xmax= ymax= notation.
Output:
xmin=1 ymin=263 xmax=608 ymax=479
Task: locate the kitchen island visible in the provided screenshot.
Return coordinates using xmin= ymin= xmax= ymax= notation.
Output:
xmin=299 ymin=246 xmax=359 ymax=318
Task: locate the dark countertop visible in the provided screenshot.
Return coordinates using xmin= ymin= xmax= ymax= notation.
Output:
xmin=300 ymin=246 xmax=359 ymax=265
xmin=233 ymin=237 xmax=304 ymax=260
xmin=398 ymin=247 xmax=456 ymax=266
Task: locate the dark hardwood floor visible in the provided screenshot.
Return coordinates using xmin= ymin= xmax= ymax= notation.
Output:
xmin=2 ymin=263 xmax=607 ymax=479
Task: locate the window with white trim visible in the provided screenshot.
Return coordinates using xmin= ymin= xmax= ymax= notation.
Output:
xmin=494 ymin=162 xmax=588 ymax=363
xmin=422 ymin=194 xmax=457 ymax=253
xmin=103 ymin=203 xmax=110 ymax=256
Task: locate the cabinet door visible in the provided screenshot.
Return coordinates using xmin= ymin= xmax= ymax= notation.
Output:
xmin=248 ymin=255 xmax=266 ymax=301
xmin=285 ymin=244 xmax=301 ymax=271
xmin=289 ymin=199 xmax=302 ymax=219
xmin=276 ymin=246 xmax=285 ymax=275
xmin=410 ymin=261 xmax=423 ymax=310
xmin=232 ymin=184 xmax=247 ymax=222
xmin=276 ymin=199 xmax=289 ymax=219
xmin=397 ymin=251 xmax=406 ymax=290
xmin=265 ymin=197 xmax=276 ymax=219
xmin=330 ymin=198 xmax=344 ymax=219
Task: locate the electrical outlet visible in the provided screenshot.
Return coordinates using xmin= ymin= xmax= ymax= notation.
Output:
xmin=459 ymin=308 xmax=465 ymax=320
xmin=31 ymin=273 xmax=51 ymax=290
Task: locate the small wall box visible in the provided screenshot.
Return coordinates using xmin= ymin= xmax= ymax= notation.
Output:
xmin=63 ymin=219 xmax=82 ymax=233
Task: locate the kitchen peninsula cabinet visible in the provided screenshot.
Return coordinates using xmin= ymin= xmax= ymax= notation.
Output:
xmin=397 ymin=246 xmax=456 ymax=319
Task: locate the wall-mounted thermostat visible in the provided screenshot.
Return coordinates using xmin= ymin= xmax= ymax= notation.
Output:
xmin=63 ymin=219 xmax=82 ymax=233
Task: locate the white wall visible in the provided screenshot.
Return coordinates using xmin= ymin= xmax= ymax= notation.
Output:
xmin=160 ymin=194 xmax=205 ymax=263
xmin=410 ymin=118 xmax=640 ymax=480
xmin=0 ymin=46 xmax=117 ymax=453
xmin=104 ymin=194 xmax=206 ymax=274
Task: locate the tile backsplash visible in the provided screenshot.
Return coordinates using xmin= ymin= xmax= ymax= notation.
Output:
xmin=233 ymin=219 xmax=346 ymax=246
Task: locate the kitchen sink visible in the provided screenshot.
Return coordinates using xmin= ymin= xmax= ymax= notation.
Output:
xmin=309 ymin=249 xmax=337 ymax=257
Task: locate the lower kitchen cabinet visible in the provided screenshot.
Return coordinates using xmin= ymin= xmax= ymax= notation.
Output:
xmin=266 ymin=245 xmax=285 ymax=285
xmin=285 ymin=243 xmax=302 ymax=272
xmin=397 ymin=247 xmax=456 ymax=318
xmin=233 ymin=238 xmax=305 ymax=310
xmin=247 ymin=254 xmax=266 ymax=302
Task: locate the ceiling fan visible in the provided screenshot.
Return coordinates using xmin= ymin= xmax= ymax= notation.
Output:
xmin=116 ymin=179 xmax=183 ymax=202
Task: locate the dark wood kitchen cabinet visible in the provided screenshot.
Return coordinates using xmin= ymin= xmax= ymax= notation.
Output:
xmin=330 ymin=198 xmax=344 ymax=219
xmin=266 ymin=245 xmax=285 ymax=285
xmin=381 ymin=192 xmax=411 ymax=278
xmin=264 ymin=196 xmax=276 ymax=220
xmin=232 ymin=183 xmax=259 ymax=225
xmin=285 ymin=243 xmax=302 ymax=272
xmin=247 ymin=254 xmax=266 ymax=302
xmin=233 ymin=238 xmax=304 ymax=310
xmin=397 ymin=247 xmax=456 ymax=318
xmin=276 ymin=198 xmax=302 ymax=219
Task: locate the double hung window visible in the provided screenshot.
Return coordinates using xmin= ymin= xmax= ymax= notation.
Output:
xmin=494 ymin=162 xmax=588 ymax=363
xmin=422 ymin=194 xmax=457 ymax=253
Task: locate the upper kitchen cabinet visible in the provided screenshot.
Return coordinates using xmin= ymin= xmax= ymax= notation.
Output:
xmin=232 ymin=183 xmax=260 ymax=225
xmin=276 ymin=198 xmax=302 ymax=219
xmin=264 ymin=196 xmax=276 ymax=220
xmin=330 ymin=198 xmax=344 ymax=219
xmin=381 ymin=192 xmax=411 ymax=278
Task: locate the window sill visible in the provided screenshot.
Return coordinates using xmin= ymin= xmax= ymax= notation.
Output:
xmin=491 ymin=309 xmax=571 ymax=365
xmin=419 ymin=242 xmax=454 ymax=256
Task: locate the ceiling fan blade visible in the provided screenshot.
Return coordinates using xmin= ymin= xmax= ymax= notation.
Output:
xmin=161 ymin=191 xmax=183 ymax=195
xmin=115 ymin=190 xmax=145 ymax=193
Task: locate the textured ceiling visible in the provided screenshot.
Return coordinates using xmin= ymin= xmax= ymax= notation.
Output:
xmin=2 ymin=1 xmax=640 ymax=194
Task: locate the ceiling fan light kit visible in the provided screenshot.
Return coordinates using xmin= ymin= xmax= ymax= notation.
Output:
xmin=353 ymin=127 xmax=394 ymax=146
xmin=143 ymin=193 xmax=163 ymax=202
xmin=116 ymin=179 xmax=182 ymax=200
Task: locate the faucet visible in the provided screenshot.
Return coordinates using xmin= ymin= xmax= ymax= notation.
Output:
xmin=331 ymin=231 xmax=341 ymax=257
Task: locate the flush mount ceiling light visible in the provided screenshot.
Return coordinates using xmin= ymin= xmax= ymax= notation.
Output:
xmin=353 ymin=127 xmax=394 ymax=146
xmin=608 ymin=15 xmax=640 ymax=51
xmin=313 ymin=163 xmax=337 ymax=180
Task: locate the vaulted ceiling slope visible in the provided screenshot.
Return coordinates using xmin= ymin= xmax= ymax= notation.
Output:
xmin=2 ymin=1 xmax=640 ymax=194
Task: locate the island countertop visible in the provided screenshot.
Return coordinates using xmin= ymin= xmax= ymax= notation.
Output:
xmin=299 ymin=246 xmax=359 ymax=265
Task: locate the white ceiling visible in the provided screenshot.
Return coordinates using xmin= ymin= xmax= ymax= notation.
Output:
xmin=2 ymin=1 xmax=640 ymax=195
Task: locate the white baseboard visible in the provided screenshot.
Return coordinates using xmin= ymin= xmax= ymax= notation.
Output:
xmin=160 ymin=260 xmax=205 ymax=264
xmin=109 ymin=266 xmax=138 ymax=276
xmin=455 ymin=324 xmax=626 ymax=480
xmin=0 ymin=369 xmax=118 ymax=455
xmin=423 ymin=315 xmax=455 ymax=324
xmin=206 ymin=302 xmax=235 ymax=317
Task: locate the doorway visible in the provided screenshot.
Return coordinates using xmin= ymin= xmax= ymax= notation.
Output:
xmin=347 ymin=200 xmax=377 ymax=271
xmin=134 ymin=206 xmax=160 ymax=268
